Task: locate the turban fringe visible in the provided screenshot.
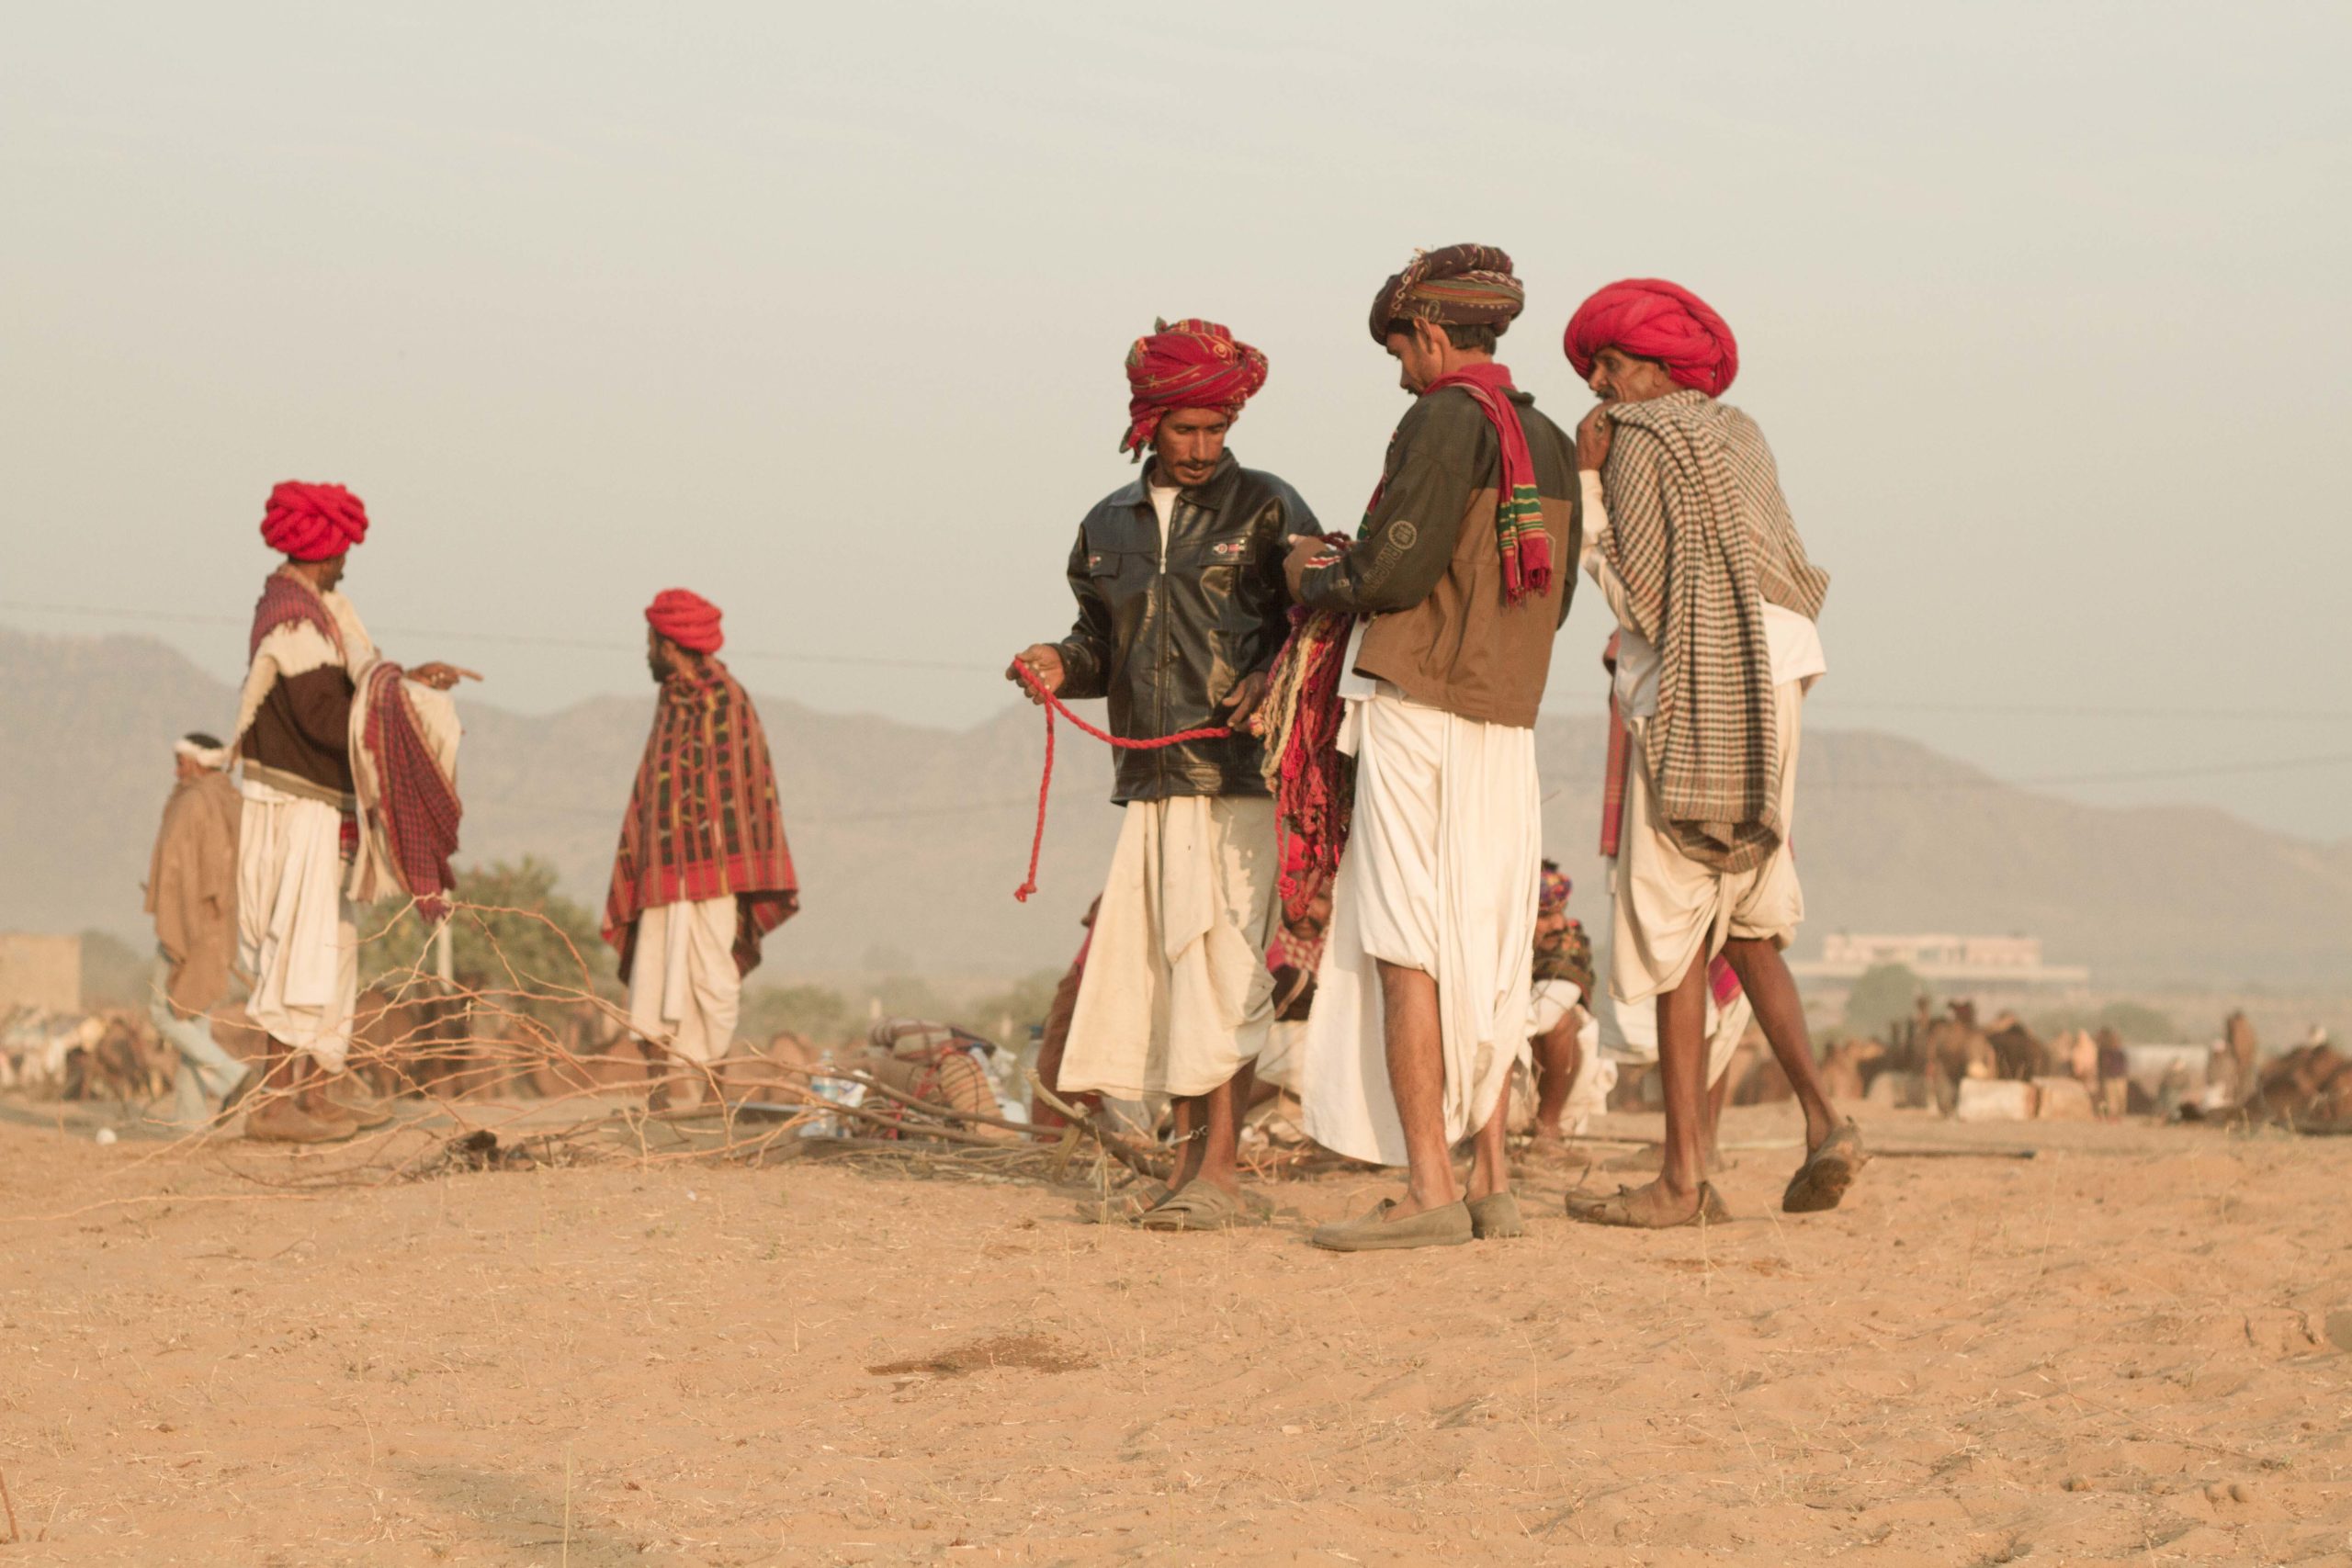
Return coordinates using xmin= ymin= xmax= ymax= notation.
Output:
xmin=1563 ymin=278 xmax=1739 ymax=397
xmin=1121 ymin=317 xmax=1268 ymax=459
xmin=1367 ymin=243 xmax=1526 ymax=344
xmin=646 ymin=588 xmax=724 ymax=653
xmin=260 ymin=481 xmax=369 ymax=561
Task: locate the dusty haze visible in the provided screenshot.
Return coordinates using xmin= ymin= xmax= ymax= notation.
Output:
xmin=3 ymin=4 xmax=2348 ymax=843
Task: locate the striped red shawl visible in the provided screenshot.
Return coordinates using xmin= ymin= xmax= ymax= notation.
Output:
xmin=355 ymin=663 xmax=461 ymax=920
xmin=603 ymin=660 xmax=798 ymax=982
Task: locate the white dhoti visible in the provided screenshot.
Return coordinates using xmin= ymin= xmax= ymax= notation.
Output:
xmin=1060 ymin=795 xmax=1279 ymax=1099
xmin=1302 ymin=686 xmax=1542 ymax=1168
xmin=1592 ymin=913 xmax=1753 ymax=1089
xmin=237 ymin=777 xmax=358 ymax=1072
xmin=1530 ymin=978 xmax=1614 ymax=1134
xmin=1255 ymin=1018 xmax=1307 ymax=1093
xmin=628 ymin=895 xmax=741 ymax=1066
xmin=1612 ymin=679 xmax=1807 ymax=1008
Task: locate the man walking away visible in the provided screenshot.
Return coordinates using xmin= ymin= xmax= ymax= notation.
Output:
xmin=605 ymin=590 xmax=799 ymax=1111
xmin=143 ymin=732 xmax=254 ymax=1127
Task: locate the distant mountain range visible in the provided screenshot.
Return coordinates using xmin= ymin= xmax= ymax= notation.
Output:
xmin=5 ymin=626 xmax=2347 ymax=987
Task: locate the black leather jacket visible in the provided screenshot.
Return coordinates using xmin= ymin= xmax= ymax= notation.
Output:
xmin=1056 ymin=453 xmax=1318 ymax=803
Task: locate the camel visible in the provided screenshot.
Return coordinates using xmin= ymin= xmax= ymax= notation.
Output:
xmin=1984 ymin=1012 xmax=2052 ymax=1081
xmin=2237 ymin=1043 xmax=2352 ymax=1132
xmin=1818 ymin=1036 xmax=1886 ymax=1103
xmin=1917 ymin=1000 xmax=1998 ymax=1116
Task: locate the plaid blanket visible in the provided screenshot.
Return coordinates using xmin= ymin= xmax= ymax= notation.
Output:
xmin=1598 ymin=390 xmax=1826 ymax=873
xmin=603 ymin=660 xmax=798 ymax=982
xmin=350 ymin=662 xmax=462 ymax=920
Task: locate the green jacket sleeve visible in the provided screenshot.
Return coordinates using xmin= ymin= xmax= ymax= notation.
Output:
xmin=1297 ymin=394 xmax=1477 ymax=615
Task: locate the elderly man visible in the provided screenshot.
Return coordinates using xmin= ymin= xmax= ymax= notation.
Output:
xmin=234 ymin=481 xmax=473 ymax=1143
xmin=1562 ymin=278 xmax=1864 ymax=1227
xmin=1290 ymin=245 xmax=1580 ymax=1251
xmin=1007 ymin=318 xmax=1317 ymax=1230
xmin=142 ymin=731 xmax=254 ymax=1127
xmin=605 ymin=589 xmax=799 ymax=1111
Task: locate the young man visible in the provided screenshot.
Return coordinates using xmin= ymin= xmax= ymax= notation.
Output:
xmin=1007 ymin=318 xmax=1317 ymax=1230
xmin=233 ymin=481 xmax=472 ymax=1143
xmin=1291 ymin=245 xmax=1580 ymax=1250
xmin=605 ymin=589 xmax=799 ymax=1111
xmin=1562 ymin=277 xmax=1865 ymax=1226
xmin=142 ymin=732 xmax=254 ymax=1127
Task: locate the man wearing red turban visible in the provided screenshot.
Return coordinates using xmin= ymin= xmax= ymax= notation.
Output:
xmin=1285 ymin=243 xmax=1581 ymax=1253
xmin=1004 ymin=317 xmax=1317 ymax=1231
xmin=1560 ymin=278 xmax=1867 ymax=1229
xmin=232 ymin=480 xmax=474 ymax=1143
xmin=605 ymin=588 xmax=798 ymax=1110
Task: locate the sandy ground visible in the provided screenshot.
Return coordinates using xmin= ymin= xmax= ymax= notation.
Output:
xmin=2 ymin=1096 xmax=2348 ymax=1567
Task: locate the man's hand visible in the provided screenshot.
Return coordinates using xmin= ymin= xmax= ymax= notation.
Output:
xmin=1284 ymin=535 xmax=1344 ymax=602
xmin=408 ymin=661 xmax=481 ymax=692
xmin=1216 ymin=670 xmax=1270 ymax=730
xmin=1576 ymin=403 xmax=1616 ymax=472
xmin=1006 ymin=644 xmax=1066 ymax=706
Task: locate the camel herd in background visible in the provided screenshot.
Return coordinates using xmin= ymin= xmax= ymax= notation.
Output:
xmin=8 ymin=983 xmax=2352 ymax=1138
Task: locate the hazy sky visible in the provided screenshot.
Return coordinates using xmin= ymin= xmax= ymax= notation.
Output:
xmin=6 ymin=3 xmax=2348 ymax=840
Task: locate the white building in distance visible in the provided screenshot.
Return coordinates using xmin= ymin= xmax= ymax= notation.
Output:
xmin=1793 ymin=932 xmax=2089 ymax=987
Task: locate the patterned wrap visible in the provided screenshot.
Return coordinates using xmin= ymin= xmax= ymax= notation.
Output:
xmin=354 ymin=662 xmax=462 ymax=920
xmin=1598 ymin=389 xmax=1829 ymax=873
xmin=247 ymin=568 xmax=345 ymax=661
xmin=603 ymin=660 xmax=799 ymax=982
xmin=1533 ymin=918 xmax=1595 ymax=996
xmin=1539 ymin=865 xmax=1572 ymax=913
xmin=1120 ymin=317 xmax=1269 ymax=459
xmin=1366 ymin=243 xmax=1526 ymax=344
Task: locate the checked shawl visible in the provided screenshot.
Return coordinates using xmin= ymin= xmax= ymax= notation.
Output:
xmin=347 ymin=662 xmax=463 ymax=920
xmin=603 ymin=661 xmax=799 ymax=983
xmin=1598 ymin=389 xmax=1826 ymax=874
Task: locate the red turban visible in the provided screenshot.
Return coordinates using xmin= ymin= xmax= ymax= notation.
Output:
xmin=1563 ymin=278 xmax=1739 ymax=398
xmin=1120 ymin=317 xmax=1268 ymax=459
xmin=646 ymin=588 xmax=724 ymax=653
xmin=259 ymin=481 xmax=369 ymax=561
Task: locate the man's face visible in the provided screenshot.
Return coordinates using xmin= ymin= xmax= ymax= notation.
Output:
xmin=1535 ymin=906 xmax=1567 ymax=947
xmin=174 ymin=753 xmax=203 ymax=784
xmin=1385 ymin=321 xmax=1453 ymax=395
xmin=1151 ymin=409 xmax=1231 ymax=489
xmin=311 ymin=552 xmax=348 ymax=592
xmin=646 ymin=626 xmax=680 ymax=684
xmin=1586 ymin=347 xmax=1679 ymax=403
xmin=1285 ymin=890 xmax=1333 ymax=943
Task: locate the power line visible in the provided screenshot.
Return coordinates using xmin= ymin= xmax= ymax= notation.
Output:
xmin=1811 ymin=750 xmax=2352 ymax=792
xmin=0 ymin=599 xmax=1000 ymax=674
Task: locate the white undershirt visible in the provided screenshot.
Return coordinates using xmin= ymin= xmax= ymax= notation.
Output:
xmin=1579 ymin=470 xmax=1826 ymax=719
xmin=1148 ymin=483 xmax=1180 ymax=570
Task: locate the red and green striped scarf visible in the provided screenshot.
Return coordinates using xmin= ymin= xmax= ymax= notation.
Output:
xmin=603 ymin=660 xmax=798 ymax=982
xmin=1416 ymin=362 xmax=1553 ymax=603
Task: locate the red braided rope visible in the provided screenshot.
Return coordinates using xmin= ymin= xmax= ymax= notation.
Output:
xmin=1010 ymin=660 xmax=1232 ymax=901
